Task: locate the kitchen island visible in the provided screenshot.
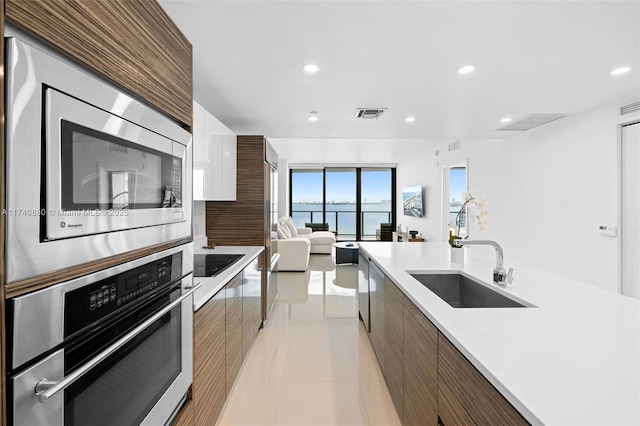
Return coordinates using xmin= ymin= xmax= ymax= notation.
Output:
xmin=359 ymin=242 xmax=640 ymax=425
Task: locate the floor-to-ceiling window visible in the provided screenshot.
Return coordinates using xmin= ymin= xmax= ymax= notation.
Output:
xmin=361 ymin=169 xmax=393 ymax=240
xmin=290 ymin=167 xmax=395 ymax=241
xmin=326 ymin=168 xmax=357 ymax=240
xmin=290 ymin=169 xmax=324 ymax=226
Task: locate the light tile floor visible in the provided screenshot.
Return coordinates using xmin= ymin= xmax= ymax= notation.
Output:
xmin=217 ymin=253 xmax=401 ymax=426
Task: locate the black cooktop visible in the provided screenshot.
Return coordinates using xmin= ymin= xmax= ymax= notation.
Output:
xmin=194 ymin=254 xmax=245 ymax=277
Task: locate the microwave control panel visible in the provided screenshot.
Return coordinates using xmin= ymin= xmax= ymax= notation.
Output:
xmin=64 ymin=253 xmax=182 ymax=338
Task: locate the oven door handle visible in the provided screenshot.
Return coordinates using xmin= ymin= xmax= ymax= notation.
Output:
xmin=35 ymin=283 xmax=201 ymax=403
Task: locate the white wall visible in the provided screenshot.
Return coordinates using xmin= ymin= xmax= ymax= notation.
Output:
xmin=397 ymin=102 xmax=623 ymax=292
xmin=396 ymin=139 xmax=503 ymax=242
xmin=269 ymin=138 xmax=440 ymax=164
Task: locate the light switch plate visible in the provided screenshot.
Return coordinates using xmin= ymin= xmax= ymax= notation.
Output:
xmin=599 ymin=225 xmax=617 ymax=237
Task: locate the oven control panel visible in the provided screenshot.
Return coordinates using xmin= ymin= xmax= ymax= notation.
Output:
xmin=64 ymin=253 xmax=182 ymax=337
xmin=89 ymin=284 xmax=117 ymax=310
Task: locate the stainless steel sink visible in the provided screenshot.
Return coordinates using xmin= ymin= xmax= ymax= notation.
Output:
xmin=409 ymin=272 xmax=533 ymax=308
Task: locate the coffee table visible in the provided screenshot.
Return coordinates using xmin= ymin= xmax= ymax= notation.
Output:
xmin=334 ymin=242 xmax=359 ymax=265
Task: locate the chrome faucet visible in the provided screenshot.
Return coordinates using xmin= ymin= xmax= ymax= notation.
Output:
xmin=453 ymin=239 xmax=514 ymax=286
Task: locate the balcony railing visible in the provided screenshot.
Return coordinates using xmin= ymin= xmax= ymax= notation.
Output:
xmin=291 ymin=209 xmax=392 ymax=240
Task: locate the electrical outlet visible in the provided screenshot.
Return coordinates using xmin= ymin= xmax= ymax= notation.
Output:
xmin=599 ymin=225 xmax=617 ymax=237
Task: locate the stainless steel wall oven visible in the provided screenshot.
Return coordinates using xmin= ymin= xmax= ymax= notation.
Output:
xmin=4 ymin=30 xmax=193 ymax=283
xmin=7 ymin=245 xmax=196 ymax=426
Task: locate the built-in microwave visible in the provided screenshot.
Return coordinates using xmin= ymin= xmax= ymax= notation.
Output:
xmin=5 ymin=32 xmax=192 ymax=283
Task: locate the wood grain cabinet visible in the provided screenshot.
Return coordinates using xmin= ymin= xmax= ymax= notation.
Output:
xmin=206 ymin=136 xmax=277 ymax=323
xmin=173 ymin=258 xmax=264 ymax=426
xmin=403 ymin=298 xmax=438 ymax=425
xmin=192 ymin=287 xmax=226 ymax=426
xmin=5 ymin=0 xmax=193 ymax=129
xmin=171 ymin=400 xmax=194 ymax=426
xmin=364 ymin=267 xmax=527 ymax=426
xmin=206 ymin=136 xmax=271 ymax=248
xmin=383 ymin=275 xmax=405 ymax=419
xmin=193 ymin=101 xmax=237 ymax=201
xmin=368 ymin=262 xmax=385 ymax=363
xmin=225 ymin=273 xmax=243 ymax=396
xmin=438 ymin=333 xmax=529 ymax=426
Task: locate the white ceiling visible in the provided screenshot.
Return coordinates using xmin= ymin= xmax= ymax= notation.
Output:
xmin=160 ymin=0 xmax=640 ymax=159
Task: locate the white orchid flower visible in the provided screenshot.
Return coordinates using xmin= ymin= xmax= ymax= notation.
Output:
xmin=452 ymin=189 xmax=488 ymax=242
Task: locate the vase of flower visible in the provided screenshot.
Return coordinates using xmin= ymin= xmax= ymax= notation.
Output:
xmin=449 ymin=190 xmax=488 ymax=263
xmin=450 ymin=246 xmax=465 ymax=263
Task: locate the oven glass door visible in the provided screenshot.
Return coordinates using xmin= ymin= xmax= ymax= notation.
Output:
xmin=11 ymin=285 xmax=191 ymax=426
xmin=45 ymin=88 xmax=186 ymax=240
xmin=65 ymin=302 xmax=181 ymax=426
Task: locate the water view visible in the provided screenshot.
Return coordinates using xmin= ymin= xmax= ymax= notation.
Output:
xmin=292 ymin=203 xmax=392 ymax=239
xmin=291 ymin=168 xmax=393 ymax=240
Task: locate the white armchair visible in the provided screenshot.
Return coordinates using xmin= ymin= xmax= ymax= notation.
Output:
xmin=276 ymin=237 xmax=310 ymax=271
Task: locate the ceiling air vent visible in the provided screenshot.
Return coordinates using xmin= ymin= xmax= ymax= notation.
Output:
xmin=620 ymin=101 xmax=640 ymax=116
xmin=498 ymin=114 xmax=567 ymax=131
xmin=354 ymin=108 xmax=387 ymax=120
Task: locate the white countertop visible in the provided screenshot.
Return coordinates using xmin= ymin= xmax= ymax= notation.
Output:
xmin=359 ymin=242 xmax=640 ymax=426
xmin=192 ymin=241 xmax=264 ymax=311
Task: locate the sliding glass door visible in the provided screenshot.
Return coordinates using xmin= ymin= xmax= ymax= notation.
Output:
xmin=290 ymin=167 xmax=395 ymax=241
xmin=291 ymin=169 xmax=324 ymax=226
xmin=361 ymin=169 xmax=393 ymax=240
xmin=326 ymin=168 xmax=357 ymax=240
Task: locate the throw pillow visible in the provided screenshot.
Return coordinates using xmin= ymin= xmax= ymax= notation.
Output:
xmin=277 ymin=217 xmax=288 ymax=233
xmin=283 ymin=216 xmax=298 ymax=237
xmin=277 ymin=223 xmax=291 ymax=239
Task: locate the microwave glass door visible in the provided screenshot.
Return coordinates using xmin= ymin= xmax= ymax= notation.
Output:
xmin=60 ymin=121 xmax=182 ymax=210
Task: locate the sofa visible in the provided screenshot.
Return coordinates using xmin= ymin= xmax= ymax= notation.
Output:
xmin=276 ymin=216 xmax=336 ymax=271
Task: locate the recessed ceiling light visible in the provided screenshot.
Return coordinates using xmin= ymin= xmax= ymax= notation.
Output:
xmin=457 ymin=64 xmax=476 ymax=75
xmin=303 ymin=63 xmax=319 ymax=74
xmin=500 ymin=117 xmax=512 ymax=123
xmin=307 ymin=111 xmax=319 ymax=121
xmin=610 ymin=66 xmax=631 ymax=76
xmin=405 ymin=116 xmax=416 ymax=122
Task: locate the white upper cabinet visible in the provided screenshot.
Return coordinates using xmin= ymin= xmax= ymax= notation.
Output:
xmin=193 ymin=101 xmax=206 ymax=200
xmin=221 ymin=124 xmax=237 ymax=200
xmin=193 ymin=101 xmax=237 ymax=201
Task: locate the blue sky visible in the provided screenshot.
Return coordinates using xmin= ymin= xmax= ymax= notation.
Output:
xmin=292 ymin=170 xmax=391 ymax=203
xmin=450 ymin=168 xmax=466 ymax=204
xmin=292 ymin=168 xmax=463 ymax=205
